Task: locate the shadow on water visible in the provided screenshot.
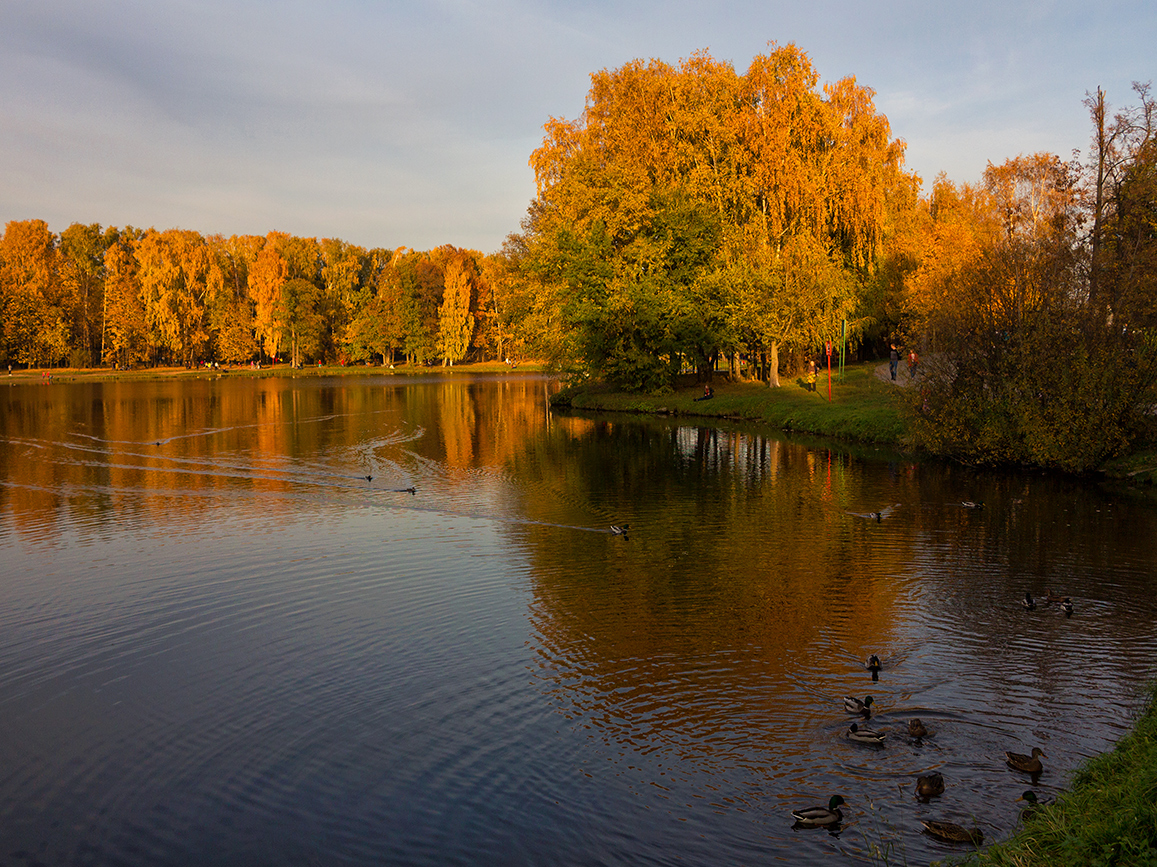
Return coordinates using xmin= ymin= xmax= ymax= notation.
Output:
xmin=0 ymin=374 xmax=1155 ymax=866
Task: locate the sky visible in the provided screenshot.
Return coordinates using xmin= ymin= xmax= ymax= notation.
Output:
xmin=1 ymin=0 xmax=1154 ymax=254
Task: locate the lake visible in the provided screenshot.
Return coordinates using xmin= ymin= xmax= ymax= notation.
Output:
xmin=1 ymin=372 xmax=1155 ymax=865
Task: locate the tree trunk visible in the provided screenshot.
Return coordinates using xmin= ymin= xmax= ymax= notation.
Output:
xmin=768 ymin=342 xmax=780 ymax=387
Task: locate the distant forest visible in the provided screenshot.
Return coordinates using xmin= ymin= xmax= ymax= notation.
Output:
xmin=3 ymin=45 xmax=1156 ymax=464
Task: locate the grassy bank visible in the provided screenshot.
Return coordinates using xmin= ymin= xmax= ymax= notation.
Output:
xmin=951 ymin=683 xmax=1157 ymax=867
xmin=552 ymin=360 xmax=908 ymax=446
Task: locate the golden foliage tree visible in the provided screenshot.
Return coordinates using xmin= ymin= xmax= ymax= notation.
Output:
xmin=521 ymin=44 xmax=909 ymax=389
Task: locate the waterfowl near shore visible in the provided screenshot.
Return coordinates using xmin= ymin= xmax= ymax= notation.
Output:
xmin=791 ymin=795 xmax=845 ymax=827
xmin=1018 ymin=789 xmax=1054 ymax=820
xmin=921 ymin=820 xmax=983 ymax=845
xmin=1006 ymin=747 xmax=1046 ymax=776
xmin=915 ymin=772 xmax=945 ymax=799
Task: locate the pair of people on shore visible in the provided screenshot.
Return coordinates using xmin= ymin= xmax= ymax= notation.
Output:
xmin=889 ymin=344 xmax=919 ymax=380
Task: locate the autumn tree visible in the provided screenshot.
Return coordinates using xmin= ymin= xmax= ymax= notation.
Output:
xmin=519 ymin=44 xmax=908 ymax=391
xmin=58 ymin=223 xmax=117 ymax=366
xmin=134 ymin=229 xmax=217 ymax=366
xmin=102 ymin=230 xmax=148 ymax=367
xmin=437 ymin=250 xmax=477 ymax=365
xmin=0 ymin=219 xmax=70 ymax=366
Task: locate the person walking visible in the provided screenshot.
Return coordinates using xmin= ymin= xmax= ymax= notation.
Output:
xmin=907 ymin=348 xmax=919 ymax=379
xmin=889 ymin=344 xmax=900 ymax=381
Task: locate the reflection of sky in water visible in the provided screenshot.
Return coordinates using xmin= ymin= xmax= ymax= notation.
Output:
xmin=0 ymin=375 xmax=1155 ymax=866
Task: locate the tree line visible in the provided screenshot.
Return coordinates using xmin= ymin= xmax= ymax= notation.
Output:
xmin=0 ymin=227 xmax=530 ymax=370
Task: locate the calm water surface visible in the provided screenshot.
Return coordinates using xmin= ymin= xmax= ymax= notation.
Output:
xmin=1 ymin=373 xmax=1156 ymax=866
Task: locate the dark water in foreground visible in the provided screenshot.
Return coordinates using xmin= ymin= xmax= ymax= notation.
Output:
xmin=1 ymin=373 xmax=1155 ymax=866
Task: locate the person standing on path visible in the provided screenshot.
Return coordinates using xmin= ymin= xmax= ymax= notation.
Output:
xmin=889 ymin=344 xmax=900 ymax=381
xmin=907 ymin=349 xmax=919 ymax=379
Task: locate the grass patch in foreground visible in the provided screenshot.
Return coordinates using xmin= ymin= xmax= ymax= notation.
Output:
xmin=553 ymin=361 xmax=907 ymax=447
xmin=953 ymin=683 xmax=1157 ymax=867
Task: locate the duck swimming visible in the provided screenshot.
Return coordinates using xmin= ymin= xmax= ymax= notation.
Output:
xmin=1006 ymin=747 xmax=1046 ymax=775
xmin=908 ymin=718 xmax=930 ymax=739
xmin=921 ymin=820 xmax=983 ymax=845
xmin=1022 ymin=592 xmax=1037 ymax=611
xmin=867 ymin=654 xmax=881 ymax=673
xmin=843 ymin=695 xmax=874 ymax=716
xmin=915 ymin=772 xmax=945 ymax=799
xmin=847 ymin=723 xmax=885 ymax=745
xmin=791 ymin=795 xmax=845 ymax=827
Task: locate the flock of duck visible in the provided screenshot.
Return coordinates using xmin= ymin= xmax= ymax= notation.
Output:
xmin=790 ymin=594 xmax=1067 ymax=848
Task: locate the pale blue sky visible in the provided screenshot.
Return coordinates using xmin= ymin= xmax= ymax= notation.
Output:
xmin=1 ymin=0 xmax=1153 ymax=253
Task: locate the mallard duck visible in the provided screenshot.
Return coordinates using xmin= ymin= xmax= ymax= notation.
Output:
xmin=867 ymin=654 xmax=881 ymax=673
xmin=908 ymin=718 xmax=930 ymax=739
xmin=1022 ymin=592 xmax=1036 ymax=611
xmin=844 ymin=695 xmax=874 ymax=716
xmin=1061 ymin=598 xmax=1074 ymax=616
xmin=1045 ymin=590 xmax=1066 ymax=603
xmin=791 ymin=794 xmax=845 ymax=827
xmin=921 ymin=820 xmax=983 ymax=845
xmin=847 ymin=723 xmax=885 ymax=745
xmin=961 ymin=501 xmax=984 ymax=509
xmin=1017 ymin=789 xmax=1054 ymax=820
xmin=610 ymin=524 xmax=630 ymax=537
xmin=1006 ymin=747 xmax=1046 ymax=775
xmin=915 ymin=772 xmax=945 ymax=798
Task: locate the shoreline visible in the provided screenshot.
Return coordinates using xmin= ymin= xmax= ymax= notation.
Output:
xmin=8 ymin=358 xmax=1157 ymax=485
xmin=2 ymin=360 xmax=546 ymax=384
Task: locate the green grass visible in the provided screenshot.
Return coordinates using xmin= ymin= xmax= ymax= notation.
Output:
xmin=950 ymin=683 xmax=1157 ymax=867
xmin=552 ymin=361 xmax=908 ymax=446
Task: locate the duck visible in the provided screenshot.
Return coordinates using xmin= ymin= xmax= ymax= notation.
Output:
xmin=1045 ymin=590 xmax=1067 ymax=603
xmin=867 ymin=654 xmax=881 ymax=673
xmin=610 ymin=524 xmax=630 ymax=539
xmin=1061 ymin=598 xmax=1074 ymax=616
xmin=843 ymin=695 xmax=874 ymax=716
xmin=908 ymin=718 xmax=930 ymax=739
xmin=921 ymin=820 xmax=983 ymax=845
xmin=1017 ymin=789 xmax=1054 ymax=820
xmin=847 ymin=723 xmax=885 ymax=745
xmin=915 ymin=772 xmax=945 ymax=799
xmin=1022 ymin=592 xmax=1037 ymax=611
xmin=791 ymin=794 xmax=845 ymax=827
xmin=961 ymin=501 xmax=984 ymax=509
xmin=1006 ymin=747 xmax=1046 ymax=775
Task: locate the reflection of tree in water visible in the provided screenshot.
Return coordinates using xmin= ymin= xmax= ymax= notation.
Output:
xmin=509 ymin=414 xmax=1157 ymax=777
xmin=509 ymin=416 xmax=915 ymax=761
xmin=0 ymin=375 xmax=560 ymax=543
